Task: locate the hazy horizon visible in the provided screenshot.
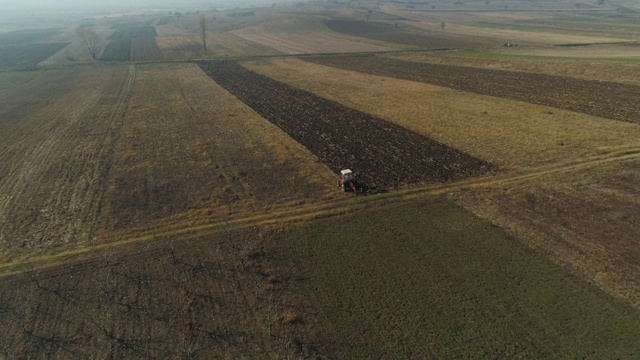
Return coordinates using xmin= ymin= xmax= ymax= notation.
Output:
xmin=0 ymin=0 xmax=296 ymax=20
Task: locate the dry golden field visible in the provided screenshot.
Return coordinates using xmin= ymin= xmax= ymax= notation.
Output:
xmin=0 ymin=62 xmax=338 ymax=261
xmin=231 ymin=17 xmax=395 ymax=54
xmin=389 ymin=50 xmax=640 ymax=85
xmin=244 ymin=58 xmax=640 ymax=170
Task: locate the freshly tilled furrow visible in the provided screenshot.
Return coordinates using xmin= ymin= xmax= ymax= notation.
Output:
xmin=199 ymin=61 xmax=495 ymax=188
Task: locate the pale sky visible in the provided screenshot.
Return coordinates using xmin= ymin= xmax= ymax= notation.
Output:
xmin=0 ymin=0 xmax=290 ymax=13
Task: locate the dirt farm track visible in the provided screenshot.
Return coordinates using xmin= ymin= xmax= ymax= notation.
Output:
xmin=2 ymin=1 xmax=640 ymax=357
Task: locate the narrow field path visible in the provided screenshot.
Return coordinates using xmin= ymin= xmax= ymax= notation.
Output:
xmin=2 ymin=146 xmax=638 ymax=277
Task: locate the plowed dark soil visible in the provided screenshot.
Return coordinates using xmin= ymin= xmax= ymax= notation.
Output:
xmin=101 ymin=39 xmax=132 ymax=61
xmin=198 ymin=61 xmax=495 ymax=189
xmin=102 ymin=26 xmax=161 ymax=61
xmin=108 ymin=26 xmax=158 ymax=40
xmin=304 ymin=54 xmax=640 ymax=125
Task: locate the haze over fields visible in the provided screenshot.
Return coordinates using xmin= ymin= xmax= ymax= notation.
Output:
xmin=0 ymin=0 xmax=290 ymax=19
xmin=1 ymin=0 xmax=640 ymax=357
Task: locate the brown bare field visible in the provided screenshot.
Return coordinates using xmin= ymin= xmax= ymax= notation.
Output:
xmin=377 ymin=0 xmax=636 ymax=44
xmin=155 ymin=36 xmax=202 ymax=59
xmin=0 ymin=65 xmax=133 ymax=261
xmin=497 ymin=43 xmax=640 ymax=59
xmin=231 ymin=17 xmax=393 ymax=54
xmin=97 ymin=62 xmax=336 ymax=242
xmin=243 ymin=58 xmax=640 ymax=170
xmin=0 ymin=62 xmax=337 ymax=260
xmin=154 ymin=24 xmax=203 ymax=59
xmin=399 ymin=13 xmax=627 ymax=46
xmin=323 ymin=19 xmax=498 ymax=49
xmin=0 ymin=71 xmax=39 ymax=97
xmin=101 ymin=39 xmax=132 ymax=61
xmin=130 ymin=37 xmax=163 ymax=61
xmin=0 ymin=227 xmax=320 ymax=358
xmin=102 ymin=25 xmax=162 ymax=61
xmin=108 ymin=26 xmax=157 ymax=40
xmin=204 ymin=32 xmax=282 ymax=57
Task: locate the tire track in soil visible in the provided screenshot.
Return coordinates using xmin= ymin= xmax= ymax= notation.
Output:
xmin=2 ymin=147 xmax=638 ymax=277
xmin=88 ymin=65 xmax=137 ymax=238
xmin=303 ymin=54 xmax=640 ymax=125
xmin=197 ymin=61 xmax=496 ymax=189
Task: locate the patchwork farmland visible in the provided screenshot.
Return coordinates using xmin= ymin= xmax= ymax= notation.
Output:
xmin=1 ymin=0 xmax=640 ymax=358
xmin=304 ymin=54 xmax=640 ymax=124
xmin=198 ymin=61 xmax=496 ymax=188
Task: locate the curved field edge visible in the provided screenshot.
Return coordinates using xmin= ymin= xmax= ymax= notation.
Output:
xmin=303 ymin=54 xmax=640 ymax=125
xmin=197 ymin=61 xmax=496 ymax=189
xmin=270 ymin=198 xmax=640 ymax=358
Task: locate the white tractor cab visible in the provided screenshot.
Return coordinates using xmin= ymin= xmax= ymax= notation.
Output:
xmin=337 ymin=169 xmax=361 ymax=193
xmin=341 ymin=169 xmax=354 ymax=182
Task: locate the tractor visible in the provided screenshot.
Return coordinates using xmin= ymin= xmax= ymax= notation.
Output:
xmin=337 ymin=169 xmax=364 ymax=194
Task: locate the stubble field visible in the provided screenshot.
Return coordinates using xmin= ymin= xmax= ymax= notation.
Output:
xmin=0 ymin=64 xmax=133 ymax=260
xmin=98 ymin=62 xmax=336 ymax=242
xmin=0 ymin=62 xmax=338 ymax=261
xmin=304 ymin=54 xmax=640 ymax=124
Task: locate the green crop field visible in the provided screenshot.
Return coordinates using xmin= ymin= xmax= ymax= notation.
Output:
xmin=272 ymin=198 xmax=640 ymax=358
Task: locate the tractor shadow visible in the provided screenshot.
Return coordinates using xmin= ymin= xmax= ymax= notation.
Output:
xmin=358 ymin=185 xmax=388 ymax=196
